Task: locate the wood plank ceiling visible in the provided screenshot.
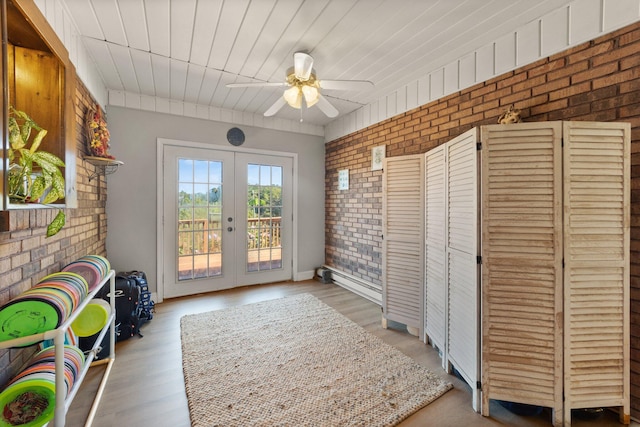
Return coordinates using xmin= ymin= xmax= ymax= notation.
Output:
xmin=61 ymin=0 xmax=576 ymax=126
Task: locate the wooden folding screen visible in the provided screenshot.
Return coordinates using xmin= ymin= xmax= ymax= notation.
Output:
xmin=562 ymin=122 xmax=630 ymax=425
xmin=480 ymin=122 xmax=564 ymax=425
xmin=481 ymin=121 xmax=630 ymax=426
xmin=446 ymin=129 xmax=481 ymax=412
xmin=424 ymin=145 xmax=446 ymax=353
xmin=424 ymin=129 xmax=481 ymax=410
xmin=382 ymin=121 xmax=629 ymax=424
xmin=382 ymin=154 xmax=424 ymax=337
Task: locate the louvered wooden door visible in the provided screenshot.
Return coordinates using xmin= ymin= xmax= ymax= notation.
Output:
xmin=562 ymin=122 xmax=630 ymax=424
xmin=480 ymin=122 xmax=564 ymax=426
xmin=446 ymin=129 xmax=481 ymax=411
xmin=424 ymin=145 xmax=446 ymax=355
xmin=382 ymin=154 xmax=424 ymax=336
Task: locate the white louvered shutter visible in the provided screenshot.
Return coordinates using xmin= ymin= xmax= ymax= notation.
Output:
xmin=424 ymin=145 xmax=446 ymax=354
xmin=562 ymin=122 xmax=630 ymax=422
xmin=382 ymin=154 xmax=424 ymax=335
xmin=481 ymin=122 xmax=564 ymax=425
xmin=446 ymin=129 xmax=480 ymax=411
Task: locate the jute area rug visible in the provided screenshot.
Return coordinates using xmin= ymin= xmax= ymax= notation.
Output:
xmin=180 ymin=293 xmax=452 ymax=427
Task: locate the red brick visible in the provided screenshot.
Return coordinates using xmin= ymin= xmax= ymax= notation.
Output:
xmin=532 ymin=77 xmax=569 ymax=96
xmin=528 ymin=58 xmax=567 ymax=78
xmin=473 ymin=99 xmax=499 ymax=114
xmin=592 ymin=42 xmax=639 ymax=68
xmin=569 ymin=85 xmax=617 ymax=106
xmin=499 ymin=90 xmax=533 ymax=107
xmin=593 ymin=67 xmax=640 ymax=89
xmin=567 ymin=40 xmax=615 ymax=65
xmin=512 ymin=75 xmax=546 ymax=93
xmin=547 ymin=60 xmax=589 ymax=81
xmin=572 ymin=62 xmax=620 ymax=84
xmin=460 ymin=112 xmax=485 ymax=126
xmin=548 ymin=81 xmax=592 ymax=101
xmin=620 ymin=27 xmax=640 ymax=46
xmin=437 ymin=104 xmax=459 ymax=118
xmin=470 ymin=83 xmax=498 ymax=98
xmin=483 ymin=86 xmax=513 ymax=102
xmin=622 ymin=53 xmax=640 ymax=71
xmin=497 ymin=72 xmax=528 ymax=90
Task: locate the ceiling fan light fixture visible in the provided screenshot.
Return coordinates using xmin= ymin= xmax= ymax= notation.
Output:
xmin=229 ymin=52 xmax=373 ymax=118
xmin=293 ymin=52 xmax=314 ymax=81
xmin=302 ymin=85 xmax=319 ymax=107
xmin=283 ymin=86 xmax=302 ymax=108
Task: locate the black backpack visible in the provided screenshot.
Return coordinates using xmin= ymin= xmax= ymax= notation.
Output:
xmin=99 ymin=271 xmax=154 ymax=341
xmin=119 ymin=270 xmax=154 ymax=329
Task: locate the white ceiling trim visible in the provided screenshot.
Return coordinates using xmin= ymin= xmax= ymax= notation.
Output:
xmin=108 ymin=90 xmax=325 ymax=137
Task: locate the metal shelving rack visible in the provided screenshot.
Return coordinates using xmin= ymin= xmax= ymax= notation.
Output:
xmin=0 ymin=269 xmax=116 ymax=427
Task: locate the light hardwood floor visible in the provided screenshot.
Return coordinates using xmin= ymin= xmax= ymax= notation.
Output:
xmin=67 ymin=280 xmax=631 ymax=427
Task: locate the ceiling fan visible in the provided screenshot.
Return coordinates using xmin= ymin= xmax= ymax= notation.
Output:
xmin=226 ymin=52 xmax=374 ymax=118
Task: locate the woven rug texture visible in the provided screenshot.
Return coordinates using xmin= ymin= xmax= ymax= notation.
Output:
xmin=180 ymin=293 xmax=452 ymax=427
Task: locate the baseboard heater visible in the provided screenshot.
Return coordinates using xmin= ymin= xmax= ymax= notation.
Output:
xmin=321 ymin=265 xmax=382 ymax=306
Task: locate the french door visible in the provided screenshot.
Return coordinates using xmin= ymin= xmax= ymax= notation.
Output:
xmin=162 ymin=144 xmax=293 ymax=298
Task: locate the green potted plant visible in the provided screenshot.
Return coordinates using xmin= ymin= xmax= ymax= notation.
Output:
xmin=8 ymin=106 xmax=66 ymax=237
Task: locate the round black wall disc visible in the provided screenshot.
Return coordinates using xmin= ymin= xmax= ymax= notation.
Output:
xmin=227 ymin=127 xmax=245 ymax=146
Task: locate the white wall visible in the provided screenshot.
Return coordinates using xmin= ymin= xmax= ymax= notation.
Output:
xmin=104 ymin=106 xmax=325 ymax=296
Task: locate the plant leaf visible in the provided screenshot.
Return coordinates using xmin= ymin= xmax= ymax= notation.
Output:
xmin=30 ymin=129 xmax=48 ymax=153
xmin=30 ymin=175 xmax=47 ymax=201
xmin=11 ymin=108 xmax=43 ymax=144
xmin=11 ymin=107 xmax=29 ymax=121
xmin=43 ymin=172 xmax=66 ymax=203
xmin=17 ymin=149 xmax=33 ymax=173
xmin=53 ymin=169 xmax=66 ymax=199
xmin=33 ymin=151 xmax=65 ymax=167
xmin=8 ymin=107 xmax=66 ymax=205
xmin=46 ymin=210 xmax=66 ymax=237
xmin=42 ymin=191 xmax=59 ymax=204
xmin=8 ymin=117 xmax=25 ymax=150
xmin=33 ymin=151 xmax=65 ymax=175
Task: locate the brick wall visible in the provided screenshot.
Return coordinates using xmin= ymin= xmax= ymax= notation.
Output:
xmin=325 ymin=21 xmax=640 ymax=415
xmin=0 ymin=77 xmax=109 ymax=386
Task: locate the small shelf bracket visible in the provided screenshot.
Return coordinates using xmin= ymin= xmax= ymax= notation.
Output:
xmin=83 ymin=156 xmax=124 ymax=181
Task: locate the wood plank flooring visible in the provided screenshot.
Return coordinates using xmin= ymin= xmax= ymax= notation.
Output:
xmin=67 ymin=280 xmax=630 ymax=427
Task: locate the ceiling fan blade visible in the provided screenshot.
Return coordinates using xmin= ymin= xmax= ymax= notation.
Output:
xmin=264 ymin=96 xmax=287 ymax=117
xmin=319 ymin=79 xmax=374 ymax=91
xmin=226 ymin=82 xmax=287 ymax=88
xmin=293 ymin=52 xmax=314 ymax=81
xmin=315 ymin=94 xmax=339 ymax=118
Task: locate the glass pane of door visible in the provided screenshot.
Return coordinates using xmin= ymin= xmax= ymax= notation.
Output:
xmin=246 ymin=164 xmax=283 ymax=272
xmin=163 ymin=145 xmax=235 ymax=299
xmin=177 ymin=158 xmax=224 ymax=281
xmin=235 ymin=152 xmax=292 ymax=286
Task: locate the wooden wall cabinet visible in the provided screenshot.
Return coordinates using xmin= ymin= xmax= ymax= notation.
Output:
xmin=1 ymin=0 xmax=77 ymax=215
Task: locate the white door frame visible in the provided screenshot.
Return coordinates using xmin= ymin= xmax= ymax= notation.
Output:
xmin=156 ymin=137 xmax=299 ymax=303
